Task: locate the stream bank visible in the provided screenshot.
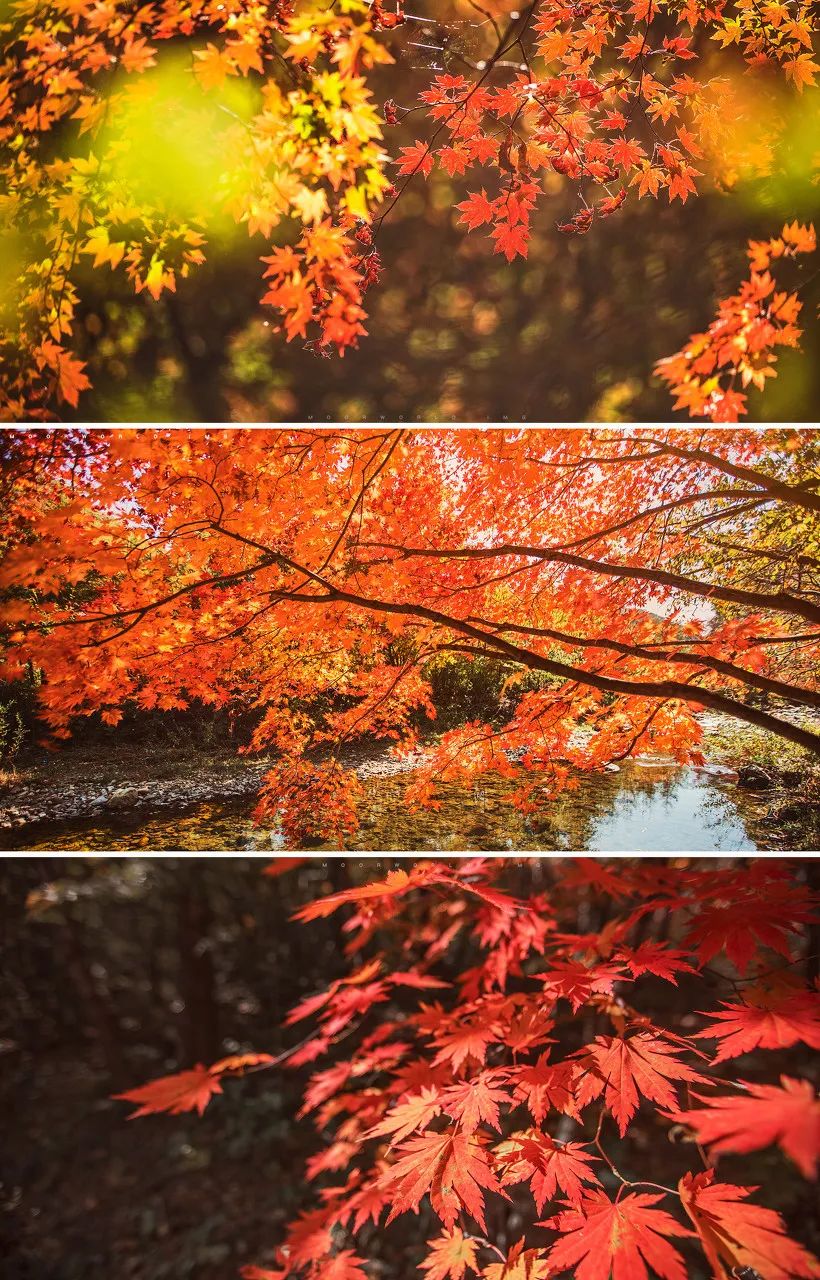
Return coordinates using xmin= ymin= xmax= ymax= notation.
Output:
xmin=3 ymin=713 xmax=817 ymax=851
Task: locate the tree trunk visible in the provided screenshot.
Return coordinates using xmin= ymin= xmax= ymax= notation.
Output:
xmin=177 ymin=871 xmax=220 ymax=1063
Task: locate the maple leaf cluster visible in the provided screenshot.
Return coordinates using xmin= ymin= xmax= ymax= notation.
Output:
xmin=116 ymin=858 xmax=820 ymax=1280
xmin=253 ymin=759 xmax=366 ymax=848
xmin=389 ymin=3 xmax=817 ymax=264
xmin=656 ymin=222 xmax=817 ymax=422
xmin=0 ymin=1 xmax=818 ymax=418
xmin=0 ymin=0 xmax=392 ymax=417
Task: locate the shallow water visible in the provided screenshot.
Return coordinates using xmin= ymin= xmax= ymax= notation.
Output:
xmin=11 ymin=758 xmax=774 ymax=852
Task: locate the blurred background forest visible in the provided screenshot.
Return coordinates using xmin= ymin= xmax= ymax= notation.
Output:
xmin=56 ymin=7 xmax=820 ymax=424
xmin=1 ymin=857 xmax=818 ymax=1280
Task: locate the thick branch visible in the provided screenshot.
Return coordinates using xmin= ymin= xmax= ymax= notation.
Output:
xmin=534 ymin=434 xmax=820 ymax=514
xmin=548 ymin=488 xmax=764 ymax=553
xmin=260 ymin=549 xmax=820 ymax=758
xmin=638 ymin=439 xmax=820 ymax=514
xmin=462 ymin=616 xmax=820 ymax=711
xmin=362 ymin=543 xmax=820 ymax=626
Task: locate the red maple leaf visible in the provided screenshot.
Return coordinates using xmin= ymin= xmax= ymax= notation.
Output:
xmin=389 ymin=970 xmax=450 ymax=990
xmin=491 ymin=221 xmax=529 ymax=261
xmin=615 ymin=942 xmax=696 ymax=984
xmin=695 ymin=987 xmax=820 ymax=1062
xmin=432 ymin=1016 xmax=499 ymax=1071
xmin=263 ymin=857 xmax=307 ymax=877
xmin=306 ymin=1140 xmax=358 ymax=1181
xmin=366 ymin=1086 xmax=442 ymax=1145
xmin=438 ymin=144 xmax=472 ymax=178
xmin=396 ymin=142 xmax=434 ymax=178
xmin=685 ymin=882 xmax=816 ymax=973
xmin=321 ymin=1250 xmax=369 ymax=1280
xmin=456 ymin=190 xmax=497 ymax=231
xmin=537 ymin=960 xmax=627 ymax=1012
xmin=676 ymin=1076 xmax=819 ymax=1179
xmin=114 ymin=1064 xmax=222 ymax=1118
xmin=609 ymin=135 xmax=646 ymax=169
xmin=543 ymin=1188 xmax=692 ymax=1280
xmin=381 ymin=1130 xmax=507 ymax=1232
xmin=284 ymin=1208 xmax=335 ymax=1266
xmin=512 ymin=1055 xmax=579 ymax=1123
xmin=679 ymin=1170 xmax=820 ymax=1280
xmin=497 ymin=1130 xmax=601 ymax=1210
xmin=573 ymin=1032 xmax=705 ymax=1135
xmin=293 ymin=865 xmax=456 ymax=922
xmin=443 ymin=1072 xmax=511 ymax=1133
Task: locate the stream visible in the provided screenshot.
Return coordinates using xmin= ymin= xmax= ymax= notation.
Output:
xmin=9 ymin=756 xmax=782 ymax=852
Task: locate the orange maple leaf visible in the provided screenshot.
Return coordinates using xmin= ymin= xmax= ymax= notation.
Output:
xmin=381 ymin=1130 xmax=507 ymax=1232
xmin=695 ymin=988 xmax=820 ymax=1061
xmin=573 ymin=1032 xmax=706 ymax=1135
xmin=366 ymin=1086 xmax=443 ymax=1145
xmin=679 ymin=1170 xmax=820 ymax=1280
xmin=209 ymin=1052 xmax=276 ymax=1075
xmin=543 ymin=1188 xmax=692 ymax=1280
xmin=483 ymin=1240 xmax=552 ymax=1280
xmin=114 ymin=1064 xmax=222 ymax=1118
xmin=292 ymin=868 xmax=416 ymax=920
xmin=497 ymin=1130 xmax=601 ymax=1211
xmin=676 ymin=1076 xmax=819 ymax=1179
xmin=421 ymin=1227 xmax=480 ymax=1280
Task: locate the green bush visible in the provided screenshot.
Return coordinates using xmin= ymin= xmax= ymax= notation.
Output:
xmin=0 ymin=665 xmax=42 ymax=765
xmin=422 ymin=653 xmax=556 ymax=731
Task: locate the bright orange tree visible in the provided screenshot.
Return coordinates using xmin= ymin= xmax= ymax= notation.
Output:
xmin=2 ymin=427 xmax=820 ymax=845
xmin=114 ymin=857 xmax=820 ymax=1280
xmin=0 ymin=1 xmax=817 ymax=420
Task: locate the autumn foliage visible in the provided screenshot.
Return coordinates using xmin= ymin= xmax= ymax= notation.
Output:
xmin=2 ymin=426 xmax=820 ymax=847
xmin=0 ymin=1 xmax=817 ymax=419
xmin=656 ymin=222 xmax=817 ymax=423
xmin=115 ymin=857 xmax=820 ymax=1280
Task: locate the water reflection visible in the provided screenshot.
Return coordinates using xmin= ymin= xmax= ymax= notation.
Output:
xmin=582 ymin=765 xmax=752 ymax=852
xmin=13 ymin=759 xmax=763 ymax=852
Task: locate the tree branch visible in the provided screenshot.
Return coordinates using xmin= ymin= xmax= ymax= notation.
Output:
xmin=360 ymin=542 xmax=820 ymax=626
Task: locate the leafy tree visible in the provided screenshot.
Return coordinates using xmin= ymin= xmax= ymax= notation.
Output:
xmin=0 ymin=1 xmax=817 ymax=420
xmin=2 ymin=427 xmax=819 ymax=846
xmin=115 ymin=856 xmax=820 ymax=1280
